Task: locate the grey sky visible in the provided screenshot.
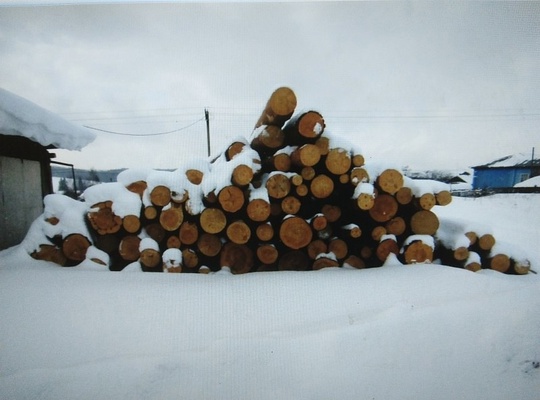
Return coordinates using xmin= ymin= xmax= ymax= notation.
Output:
xmin=1 ymin=1 xmax=539 ymax=171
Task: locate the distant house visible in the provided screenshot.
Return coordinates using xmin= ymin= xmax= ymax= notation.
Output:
xmin=0 ymin=88 xmax=95 ymax=250
xmin=472 ymin=152 xmax=540 ymax=190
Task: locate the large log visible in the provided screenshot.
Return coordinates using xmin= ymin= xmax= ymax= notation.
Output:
xmin=179 ymin=221 xmax=199 ymax=245
xmin=283 ymin=110 xmax=325 ymax=144
xmin=87 ymin=202 xmax=122 ymax=235
xmin=279 ymin=216 xmax=313 ymax=249
xmin=369 ymin=194 xmax=398 ymax=223
xmin=255 ymin=222 xmax=275 ymax=242
xmin=266 ymin=173 xmax=291 ymax=199
xmin=246 ymin=198 xmax=271 ymax=222
xmin=220 ymin=242 xmax=254 ymax=274
xmin=325 ymin=148 xmax=351 ymax=176
xmin=254 ymin=87 xmax=297 ymax=129
xmin=310 ymin=174 xmax=334 ymax=199
xmin=250 ymin=125 xmax=285 ymax=154
xmin=410 ymin=210 xmax=439 ymax=235
xmin=31 ymin=244 xmax=67 ymax=266
xmin=119 ymin=235 xmax=141 ymax=262
xmin=62 ymin=233 xmax=91 ymax=263
xmin=376 ymin=169 xmax=403 ymax=195
xmin=218 ymin=185 xmax=245 ymax=213
xmin=226 ymin=220 xmax=252 ymax=244
xmin=402 ymin=240 xmax=434 ymax=264
xmin=150 ymin=185 xmax=171 ymax=207
xmin=200 ymin=208 xmax=227 ymax=234
xmin=307 ymin=239 xmax=328 ymax=260
xmin=256 ymin=244 xmax=279 ymax=264
xmin=159 ymin=204 xmax=184 ymax=231
xmin=197 ymin=233 xmax=222 ymax=257
xmin=291 ymin=144 xmax=321 ymax=167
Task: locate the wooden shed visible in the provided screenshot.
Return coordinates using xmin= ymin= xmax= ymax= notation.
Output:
xmin=0 ymin=88 xmax=95 ymax=250
xmin=472 ymin=152 xmax=540 ymax=190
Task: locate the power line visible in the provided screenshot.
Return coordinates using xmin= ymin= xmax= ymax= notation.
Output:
xmin=83 ymin=117 xmax=205 ymax=137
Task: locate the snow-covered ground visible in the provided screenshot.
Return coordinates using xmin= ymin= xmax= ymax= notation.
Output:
xmin=1 ymin=194 xmax=539 ymax=399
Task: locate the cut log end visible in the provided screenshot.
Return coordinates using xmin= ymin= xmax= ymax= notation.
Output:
xmin=279 ymin=216 xmax=313 ymax=249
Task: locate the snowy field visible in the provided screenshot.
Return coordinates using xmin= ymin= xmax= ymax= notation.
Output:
xmin=1 ymin=194 xmax=539 ymax=400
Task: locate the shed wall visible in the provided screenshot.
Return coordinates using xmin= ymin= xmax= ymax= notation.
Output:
xmin=473 ymin=168 xmax=531 ymax=189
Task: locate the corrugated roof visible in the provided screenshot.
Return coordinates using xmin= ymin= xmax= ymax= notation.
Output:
xmin=474 ymin=152 xmax=540 ymax=169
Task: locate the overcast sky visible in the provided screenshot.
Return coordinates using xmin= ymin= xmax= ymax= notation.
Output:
xmin=1 ymin=1 xmax=539 ymax=171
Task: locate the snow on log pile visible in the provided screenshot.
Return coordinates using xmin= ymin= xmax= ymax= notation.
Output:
xmin=24 ymin=87 xmax=532 ymax=275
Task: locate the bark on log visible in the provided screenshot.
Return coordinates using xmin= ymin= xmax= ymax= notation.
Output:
xmin=200 ymin=208 xmax=227 ymax=234
xmin=220 ymin=242 xmax=254 ymax=274
xmin=279 ymin=216 xmax=313 ymax=249
xmin=254 ymin=87 xmax=297 ymax=129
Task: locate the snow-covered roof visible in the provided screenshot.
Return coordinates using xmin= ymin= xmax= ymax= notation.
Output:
xmin=474 ymin=153 xmax=540 ymax=169
xmin=514 ymin=175 xmax=540 ymax=188
xmin=0 ymin=87 xmax=95 ymax=150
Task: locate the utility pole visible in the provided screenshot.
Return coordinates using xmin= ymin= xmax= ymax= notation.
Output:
xmin=205 ymin=108 xmax=210 ymax=157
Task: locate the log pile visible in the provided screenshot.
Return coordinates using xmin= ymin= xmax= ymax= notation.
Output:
xmin=28 ymin=87 xmax=531 ymax=275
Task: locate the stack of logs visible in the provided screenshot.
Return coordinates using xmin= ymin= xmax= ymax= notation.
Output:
xmin=31 ymin=87 xmax=531 ymax=275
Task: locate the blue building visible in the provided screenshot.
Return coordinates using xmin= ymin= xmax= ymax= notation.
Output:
xmin=472 ymin=153 xmax=540 ymax=190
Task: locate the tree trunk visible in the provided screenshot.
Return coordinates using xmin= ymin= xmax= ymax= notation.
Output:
xmin=256 ymin=244 xmax=279 ymax=264
xmin=310 ymin=174 xmax=334 ymax=199
xmin=231 ymin=164 xmax=255 ymax=187
xmin=312 ymin=256 xmax=339 ymax=270
xmin=376 ymin=169 xmax=403 ymax=195
xmin=150 ymin=185 xmax=171 ymax=207
xmin=159 ymin=204 xmax=184 ymax=231
xmin=255 ymin=222 xmax=274 ymax=242
xmin=291 ymin=144 xmax=321 ymax=167
xmin=31 ymin=244 xmax=67 ymax=266
xmin=266 ymin=173 xmax=291 ymax=199
xmin=250 ymin=125 xmax=285 ymax=154
xmin=122 ymin=214 xmax=141 ymax=234
xmin=87 ymin=202 xmax=122 ymax=235
xmin=410 ymin=210 xmax=440 ymax=235
xmin=307 ymin=239 xmax=328 ymax=259
xmin=246 ymin=198 xmax=271 ymax=222
xmin=402 ymin=240 xmax=434 ymax=264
